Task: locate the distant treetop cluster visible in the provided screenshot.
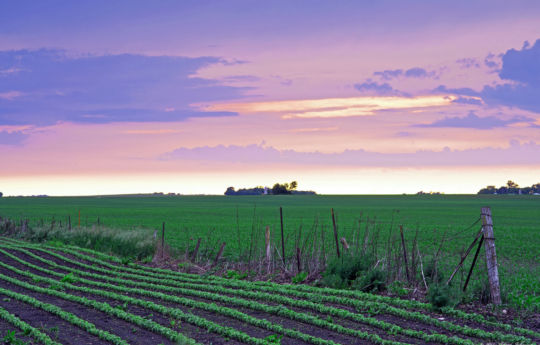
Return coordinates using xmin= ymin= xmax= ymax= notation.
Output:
xmin=225 ymin=181 xmax=316 ymax=196
xmin=477 ymin=180 xmax=540 ymax=195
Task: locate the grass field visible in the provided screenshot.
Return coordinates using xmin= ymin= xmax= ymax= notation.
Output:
xmin=0 ymin=194 xmax=539 ymax=310
xmin=0 ymin=238 xmax=538 ymax=345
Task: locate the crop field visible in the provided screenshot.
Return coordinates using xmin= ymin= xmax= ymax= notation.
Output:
xmin=1 ymin=194 xmax=539 ymax=310
xmin=0 ymin=238 xmax=538 ymax=345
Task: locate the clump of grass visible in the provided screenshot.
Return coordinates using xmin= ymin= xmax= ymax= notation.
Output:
xmin=11 ymin=224 xmax=156 ymax=259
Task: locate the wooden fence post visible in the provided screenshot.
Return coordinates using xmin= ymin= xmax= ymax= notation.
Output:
xmin=191 ymin=238 xmax=201 ymax=262
xmin=280 ymin=207 xmax=286 ymax=266
xmin=214 ymin=242 xmax=226 ymax=266
xmin=161 ymin=222 xmax=165 ymax=259
xmin=68 ymin=216 xmax=71 ymax=230
xmin=463 ymin=236 xmax=484 ymax=292
xmin=331 ymin=208 xmax=340 ymax=258
xmin=481 ymin=207 xmax=501 ymax=305
xmin=296 ymin=247 xmax=302 ymax=273
xmin=399 ymin=225 xmax=410 ymax=283
xmin=265 ymin=226 xmax=272 ymax=272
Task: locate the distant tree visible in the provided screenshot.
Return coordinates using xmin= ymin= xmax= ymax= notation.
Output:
xmin=224 ymin=187 xmax=236 ymax=195
xmin=272 ymin=183 xmax=290 ymax=195
xmin=478 ymin=185 xmax=496 ymax=194
xmin=0 ymin=192 xmax=3 ymax=197
xmin=290 ymin=181 xmax=298 ymax=190
xmin=506 ymin=180 xmax=519 ymax=189
xmin=477 ymin=181 xmax=540 ymax=194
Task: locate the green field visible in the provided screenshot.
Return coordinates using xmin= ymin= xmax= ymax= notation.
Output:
xmin=1 ymin=194 xmax=539 ymax=309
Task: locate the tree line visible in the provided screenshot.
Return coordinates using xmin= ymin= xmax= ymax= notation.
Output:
xmin=225 ymin=181 xmax=316 ymax=195
xmin=477 ymin=180 xmax=540 ymax=195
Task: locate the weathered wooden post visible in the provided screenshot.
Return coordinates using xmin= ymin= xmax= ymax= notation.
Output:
xmin=191 ymin=238 xmax=201 ymax=262
xmin=481 ymin=207 xmax=501 ymax=305
xmin=296 ymin=247 xmax=302 ymax=273
xmin=280 ymin=207 xmax=286 ymax=265
xmin=161 ymin=222 xmax=165 ymax=259
xmin=399 ymin=225 xmax=410 ymax=282
xmin=331 ymin=208 xmax=340 ymax=258
xmin=265 ymin=226 xmax=272 ymax=272
xmin=214 ymin=242 xmax=226 ymax=266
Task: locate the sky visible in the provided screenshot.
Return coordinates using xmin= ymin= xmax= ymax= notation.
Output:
xmin=1 ymin=0 xmax=540 ymax=195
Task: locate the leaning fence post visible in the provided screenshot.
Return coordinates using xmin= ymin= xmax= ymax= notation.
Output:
xmin=481 ymin=207 xmax=501 ymax=305
xmin=214 ymin=242 xmax=226 ymax=266
xmin=191 ymin=238 xmax=201 ymax=262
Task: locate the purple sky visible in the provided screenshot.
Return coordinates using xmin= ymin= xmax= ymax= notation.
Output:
xmin=1 ymin=1 xmax=540 ymax=195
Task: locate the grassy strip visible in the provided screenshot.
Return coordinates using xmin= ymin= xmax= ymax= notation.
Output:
xmin=0 ymin=287 xmax=129 ymax=345
xmin=0 ymin=272 xmax=202 ymax=345
xmin=15 ymin=245 xmax=532 ymax=345
xmin=0 ymin=249 xmax=396 ymax=345
xmin=0 ymin=305 xmax=62 ymax=345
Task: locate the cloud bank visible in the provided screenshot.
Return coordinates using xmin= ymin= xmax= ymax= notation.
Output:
xmin=0 ymin=49 xmax=245 ymax=126
xmin=162 ymin=141 xmax=540 ymax=167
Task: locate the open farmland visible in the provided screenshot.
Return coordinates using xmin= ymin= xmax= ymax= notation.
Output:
xmin=0 ymin=238 xmax=538 ymax=345
xmin=0 ymin=194 xmax=539 ymax=311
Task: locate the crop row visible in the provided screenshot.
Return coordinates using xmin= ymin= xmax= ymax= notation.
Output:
xmin=20 ymin=239 xmax=538 ymax=340
xmin=0 ymin=286 xmax=129 ymax=345
xmin=0 ymin=266 xmax=203 ymax=345
xmin=7 ymin=244 xmax=533 ymax=345
xmin=0 ymin=248 xmax=402 ymax=345
xmin=0 ymin=305 xmax=61 ymax=345
xmin=0 ymin=245 xmax=478 ymax=345
xmin=1 ymin=244 xmax=537 ymax=345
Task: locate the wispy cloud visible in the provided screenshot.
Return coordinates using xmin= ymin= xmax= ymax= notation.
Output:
xmin=0 ymin=91 xmax=24 ymax=100
xmin=373 ymin=67 xmax=439 ymax=81
xmin=353 ymin=79 xmax=409 ymax=96
xmin=456 ymin=58 xmax=480 ymax=69
xmin=416 ymin=111 xmax=535 ymax=129
xmin=205 ymin=95 xmax=455 ymax=119
xmin=123 ymin=129 xmax=184 ymax=135
xmin=286 ymin=127 xmax=339 ymax=133
xmin=0 ymin=130 xmax=28 ymax=146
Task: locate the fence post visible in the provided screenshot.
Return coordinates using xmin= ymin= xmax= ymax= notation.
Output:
xmin=214 ymin=242 xmax=226 ymax=266
xmin=68 ymin=216 xmax=71 ymax=230
xmin=280 ymin=207 xmax=286 ymax=266
xmin=296 ymin=247 xmax=302 ymax=273
xmin=265 ymin=226 xmax=272 ymax=272
xmin=331 ymin=208 xmax=340 ymax=258
xmin=191 ymin=238 xmax=201 ymax=262
xmin=161 ymin=222 xmax=165 ymax=259
xmin=399 ymin=225 xmax=410 ymax=283
xmin=481 ymin=207 xmax=501 ymax=305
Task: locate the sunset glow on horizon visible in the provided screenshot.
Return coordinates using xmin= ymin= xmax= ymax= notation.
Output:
xmin=1 ymin=1 xmax=540 ymax=196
